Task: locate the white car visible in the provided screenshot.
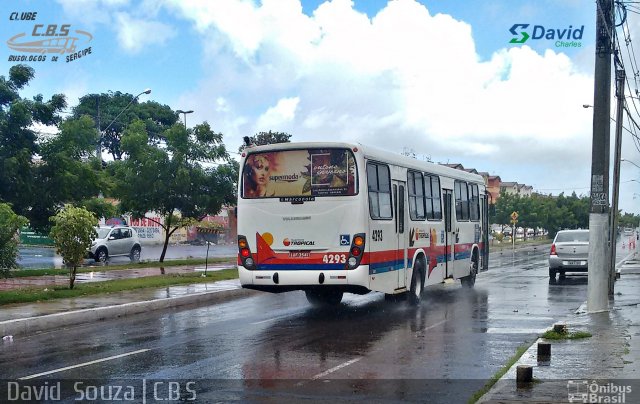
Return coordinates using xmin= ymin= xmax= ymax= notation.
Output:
xmin=549 ymin=229 xmax=589 ymax=278
xmin=88 ymin=226 xmax=142 ymax=263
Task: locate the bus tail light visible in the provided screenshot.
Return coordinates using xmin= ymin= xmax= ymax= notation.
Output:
xmin=238 ymin=235 xmax=256 ymax=270
xmin=346 ymin=233 xmax=366 ymax=269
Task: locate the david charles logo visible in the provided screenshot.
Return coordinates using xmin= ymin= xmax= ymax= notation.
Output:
xmin=509 ymin=23 xmax=584 ymax=48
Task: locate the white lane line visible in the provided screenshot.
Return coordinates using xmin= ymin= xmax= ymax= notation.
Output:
xmin=19 ymin=349 xmax=150 ymax=380
xmin=423 ymin=319 xmax=447 ymax=331
xmin=251 ymin=314 xmax=293 ymax=325
xmin=311 ymin=357 xmax=362 ymax=380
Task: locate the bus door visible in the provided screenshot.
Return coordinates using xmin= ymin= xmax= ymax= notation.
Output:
xmin=443 ymin=189 xmax=455 ymax=278
xmin=480 ymin=193 xmax=489 ymax=271
xmin=393 ymin=181 xmax=407 ymax=289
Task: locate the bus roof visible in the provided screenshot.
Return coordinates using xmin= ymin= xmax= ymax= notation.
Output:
xmin=242 ymin=141 xmax=486 ymax=185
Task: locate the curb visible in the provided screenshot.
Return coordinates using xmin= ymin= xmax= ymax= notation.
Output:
xmin=0 ymin=287 xmax=257 ymax=338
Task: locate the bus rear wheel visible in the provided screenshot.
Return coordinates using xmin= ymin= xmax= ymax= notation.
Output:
xmin=408 ymin=259 xmax=425 ymax=305
xmin=305 ymin=290 xmax=343 ymax=306
xmin=461 ymin=257 xmax=478 ymax=288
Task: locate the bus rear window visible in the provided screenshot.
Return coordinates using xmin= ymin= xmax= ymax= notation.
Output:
xmin=242 ymin=148 xmax=358 ymax=198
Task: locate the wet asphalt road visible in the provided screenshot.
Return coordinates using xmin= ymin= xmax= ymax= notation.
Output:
xmin=0 ymin=244 xmax=628 ymax=402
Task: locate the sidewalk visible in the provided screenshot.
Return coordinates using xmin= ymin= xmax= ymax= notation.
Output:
xmin=481 ymin=250 xmax=640 ymax=403
xmin=0 ymin=262 xmax=235 ymax=290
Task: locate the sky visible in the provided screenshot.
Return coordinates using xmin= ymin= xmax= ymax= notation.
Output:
xmin=2 ymin=0 xmax=640 ymax=215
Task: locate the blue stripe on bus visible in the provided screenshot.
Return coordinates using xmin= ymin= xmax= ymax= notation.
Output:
xmin=255 ymin=252 xmax=472 ymax=273
xmin=369 ymin=259 xmax=413 ymax=274
xmin=256 ymin=264 xmax=344 ymax=271
xmin=454 ymin=251 xmax=472 ymax=261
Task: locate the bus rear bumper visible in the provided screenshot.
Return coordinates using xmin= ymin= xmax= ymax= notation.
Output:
xmin=239 ymin=265 xmax=370 ymax=294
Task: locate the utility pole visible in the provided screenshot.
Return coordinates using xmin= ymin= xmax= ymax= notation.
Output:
xmin=609 ymin=69 xmax=625 ymax=295
xmin=588 ymin=0 xmax=614 ymax=312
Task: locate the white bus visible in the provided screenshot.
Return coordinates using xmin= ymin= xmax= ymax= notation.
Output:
xmin=237 ymin=142 xmax=489 ymax=305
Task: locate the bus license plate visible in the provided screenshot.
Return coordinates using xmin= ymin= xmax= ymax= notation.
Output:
xmin=289 ymin=251 xmax=311 ymax=258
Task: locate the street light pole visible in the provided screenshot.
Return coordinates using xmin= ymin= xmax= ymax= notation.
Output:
xmin=622 ymin=159 xmax=640 ymax=170
xmin=96 ymin=88 xmax=152 ymax=158
xmin=176 ymin=110 xmax=194 ymax=130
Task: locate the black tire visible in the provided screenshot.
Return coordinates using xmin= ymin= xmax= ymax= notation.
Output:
xmin=559 ymin=270 xmax=566 ymax=278
xmin=130 ymin=246 xmax=141 ymax=262
xmin=95 ymin=248 xmax=108 ymax=263
xmin=305 ymin=290 xmax=343 ymax=306
xmin=408 ymin=259 xmax=425 ymax=305
xmin=461 ymin=256 xmax=478 ymax=288
xmin=549 ymin=268 xmax=557 ymax=278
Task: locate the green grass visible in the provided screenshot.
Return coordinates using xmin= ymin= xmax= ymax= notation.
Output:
xmin=468 ymin=341 xmax=534 ymax=403
xmin=0 ymin=268 xmax=238 ymax=306
xmin=9 ymin=257 xmax=235 ymax=278
xmin=541 ymin=330 xmax=592 ymax=340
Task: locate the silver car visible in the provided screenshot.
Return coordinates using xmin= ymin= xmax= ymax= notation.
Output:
xmin=88 ymin=226 xmax=142 ymax=263
xmin=549 ymin=229 xmax=589 ymax=278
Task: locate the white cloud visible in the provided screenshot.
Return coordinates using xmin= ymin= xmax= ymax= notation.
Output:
xmin=255 ymin=97 xmax=300 ymax=131
xmin=166 ymin=0 xmax=594 ymax=194
xmin=114 ymin=13 xmax=176 ymax=53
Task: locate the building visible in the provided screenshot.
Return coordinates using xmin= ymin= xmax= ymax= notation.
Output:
xmin=478 ymin=172 xmax=502 ymax=205
xmin=500 ymin=182 xmax=534 ymax=197
xmin=441 ymin=164 xmax=532 ymax=204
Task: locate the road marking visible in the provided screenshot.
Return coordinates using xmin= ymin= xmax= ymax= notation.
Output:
xmin=486 ymin=328 xmax=547 ymax=334
xmin=19 ymin=349 xmax=150 ymax=380
xmin=423 ymin=319 xmax=447 ymax=331
xmin=311 ymin=357 xmax=361 ymax=380
xmin=251 ymin=314 xmax=294 ymax=325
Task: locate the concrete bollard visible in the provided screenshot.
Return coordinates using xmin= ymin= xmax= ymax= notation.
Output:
xmin=538 ymin=342 xmax=551 ymax=362
xmin=553 ymin=323 xmax=567 ymax=334
xmin=516 ymin=365 xmax=533 ymax=386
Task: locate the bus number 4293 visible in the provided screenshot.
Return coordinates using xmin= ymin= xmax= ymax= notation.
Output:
xmin=322 ymin=254 xmax=346 ymax=264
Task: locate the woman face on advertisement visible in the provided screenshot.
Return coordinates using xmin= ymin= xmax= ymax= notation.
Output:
xmin=252 ymin=156 xmax=270 ymax=185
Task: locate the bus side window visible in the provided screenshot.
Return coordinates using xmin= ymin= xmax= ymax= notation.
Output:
xmin=454 ymin=180 xmax=470 ymax=221
xmin=367 ymin=163 xmax=392 ymax=219
xmin=408 ymin=171 xmax=425 ymax=220
xmin=469 ymin=184 xmax=480 ymax=221
xmin=425 ymin=174 xmax=442 ymax=221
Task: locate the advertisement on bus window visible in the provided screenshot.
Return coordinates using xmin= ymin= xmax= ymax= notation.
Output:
xmin=242 ymin=149 xmax=357 ymax=198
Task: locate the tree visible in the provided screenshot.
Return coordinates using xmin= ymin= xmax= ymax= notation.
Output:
xmin=49 ymin=206 xmax=98 ymax=289
xmin=492 ymin=191 xmax=519 ymax=231
xmin=72 ymin=91 xmax=178 ymax=160
xmin=29 ymin=115 xmax=105 ymax=231
xmin=114 ymin=120 xmax=235 ymax=262
xmin=0 ymin=65 xmax=66 ymax=226
xmin=238 ymin=130 xmax=291 ymax=153
xmin=0 ymin=203 xmax=28 ymax=276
